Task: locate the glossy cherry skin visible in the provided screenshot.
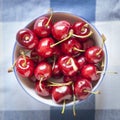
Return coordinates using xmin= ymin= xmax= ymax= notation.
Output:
xmin=61 ymin=37 xmax=82 ymax=56
xmin=35 ymin=81 xmax=51 ymax=97
xmin=52 ymin=20 xmax=71 ymax=40
xmin=52 ymin=62 xmax=63 ymax=78
xmin=52 ymin=85 xmax=73 ymax=103
xmin=16 ymin=28 xmax=39 ymax=50
xmin=34 ymin=62 xmax=52 ymax=81
xmin=15 ymin=56 xmax=34 ymax=78
xmin=37 ymin=37 xmax=55 ymax=58
xmin=76 ymin=55 xmax=86 ymax=70
xmin=74 ymin=78 xmax=92 ymax=100
xmin=34 ymin=16 xmax=52 ymax=38
xmin=85 ymin=46 xmax=104 ymax=64
xmin=72 ymin=22 xmax=91 ymax=42
xmin=81 ymin=64 xmax=100 ymax=81
xmin=58 ymin=56 xmax=78 ymax=76
xmin=82 ymin=38 xmax=95 ymax=50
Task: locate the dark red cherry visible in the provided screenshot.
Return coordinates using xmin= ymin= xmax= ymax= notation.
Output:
xmin=37 ymin=37 xmax=55 ymax=58
xmin=30 ymin=49 xmax=45 ymax=64
xmin=81 ymin=64 xmax=100 ymax=81
xmin=85 ymin=46 xmax=104 ymax=64
xmin=35 ymin=81 xmax=51 ymax=97
xmin=74 ymin=78 xmax=92 ymax=100
xmin=82 ymin=38 xmax=95 ymax=50
xmin=34 ymin=16 xmax=52 ymax=38
xmin=76 ymin=55 xmax=86 ymax=70
xmin=61 ymin=37 xmax=83 ymax=56
xmin=16 ymin=28 xmax=39 ymax=50
xmin=52 ymin=20 xmax=71 ymax=40
xmin=52 ymin=62 xmax=63 ymax=78
xmin=34 ymin=62 xmax=52 ymax=81
xmin=72 ymin=22 xmax=91 ymax=42
xmin=15 ymin=56 xmax=34 ymax=78
xmin=52 ymin=85 xmax=73 ymax=103
xmin=58 ymin=56 xmax=78 ymax=76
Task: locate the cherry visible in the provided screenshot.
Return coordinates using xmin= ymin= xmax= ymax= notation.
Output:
xmin=76 ymin=55 xmax=86 ymax=70
xmin=61 ymin=37 xmax=84 ymax=56
xmin=15 ymin=55 xmax=34 ymax=78
xmin=81 ymin=64 xmax=100 ymax=81
xmin=35 ymin=81 xmax=51 ymax=97
xmin=52 ymin=20 xmax=71 ymax=40
xmin=34 ymin=62 xmax=52 ymax=81
xmin=74 ymin=78 xmax=92 ymax=100
xmin=72 ymin=22 xmax=91 ymax=42
xmin=52 ymin=62 xmax=63 ymax=78
xmin=30 ymin=49 xmax=45 ymax=64
xmin=82 ymin=38 xmax=95 ymax=50
xmin=51 ymin=85 xmax=73 ymax=103
xmin=37 ymin=37 xmax=55 ymax=58
xmin=33 ymin=9 xmax=53 ymax=38
xmin=58 ymin=56 xmax=78 ymax=76
xmin=16 ymin=28 xmax=39 ymax=50
xmin=85 ymin=46 xmax=104 ymax=64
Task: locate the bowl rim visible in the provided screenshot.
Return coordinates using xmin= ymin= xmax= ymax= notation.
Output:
xmin=12 ymin=12 xmax=108 ymax=107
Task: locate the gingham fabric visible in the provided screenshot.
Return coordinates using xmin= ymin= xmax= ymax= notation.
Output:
xmin=0 ymin=0 xmax=120 ymax=120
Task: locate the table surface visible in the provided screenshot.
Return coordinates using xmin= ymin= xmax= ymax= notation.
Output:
xmin=0 ymin=0 xmax=120 ymax=120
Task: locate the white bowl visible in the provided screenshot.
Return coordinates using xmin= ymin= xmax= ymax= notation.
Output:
xmin=13 ymin=12 xmax=108 ymax=107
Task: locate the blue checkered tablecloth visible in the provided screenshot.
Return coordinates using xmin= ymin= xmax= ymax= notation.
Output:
xmin=0 ymin=0 xmax=120 ymax=120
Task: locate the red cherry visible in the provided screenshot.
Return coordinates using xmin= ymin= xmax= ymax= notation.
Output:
xmin=76 ymin=55 xmax=86 ymax=70
xmin=72 ymin=22 xmax=91 ymax=42
xmin=37 ymin=37 xmax=55 ymax=58
xmin=35 ymin=81 xmax=51 ymax=97
xmin=15 ymin=56 xmax=34 ymax=78
xmin=82 ymin=38 xmax=95 ymax=50
xmin=74 ymin=78 xmax=92 ymax=100
xmin=52 ymin=20 xmax=71 ymax=40
xmin=81 ymin=64 xmax=100 ymax=81
xmin=85 ymin=46 xmax=104 ymax=64
xmin=52 ymin=85 xmax=73 ymax=103
xmin=52 ymin=62 xmax=63 ymax=78
xmin=30 ymin=49 xmax=45 ymax=64
xmin=16 ymin=28 xmax=39 ymax=50
xmin=61 ymin=37 xmax=83 ymax=56
xmin=34 ymin=16 xmax=52 ymax=38
xmin=34 ymin=62 xmax=52 ymax=81
xmin=58 ymin=56 xmax=78 ymax=76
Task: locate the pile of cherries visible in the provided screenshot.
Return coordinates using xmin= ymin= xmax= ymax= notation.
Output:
xmin=10 ymin=12 xmax=105 ymax=107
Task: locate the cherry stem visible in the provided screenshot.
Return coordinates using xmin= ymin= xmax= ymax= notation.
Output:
xmin=72 ymin=30 xmax=93 ymax=38
xmin=73 ymin=47 xmax=85 ymax=52
xmin=96 ymin=34 xmax=106 ymax=56
xmin=47 ymin=81 xmax=73 ymax=87
xmin=20 ymin=50 xmax=27 ymax=67
xmin=84 ymin=90 xmax=101 ymax=95
xmin=52 ymin=55 xmax=56 ymax=70
xmin=73 ymin=95 xmax=76 ymax=116
xmin=70 ymin=58 xmax=78 ymax=71
xmin=39 ymin=77 xmax=44 ymax=90
xmin=50 ymin=29 xmax=73 ymax=48
xmin=45 ymin=8 xmax=53 ymax=27
xmin=24 ymin=35 xmax=30 ymax=41
xmin=97 ymin=71 xmax=118 ymax=74
xmin=61 ymin=100 xmax=66 ymax=114
xmin=8 ymin=60 xmax=16 ymax=73
xmin=50 ymin=28 xmax=93 ymax=48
